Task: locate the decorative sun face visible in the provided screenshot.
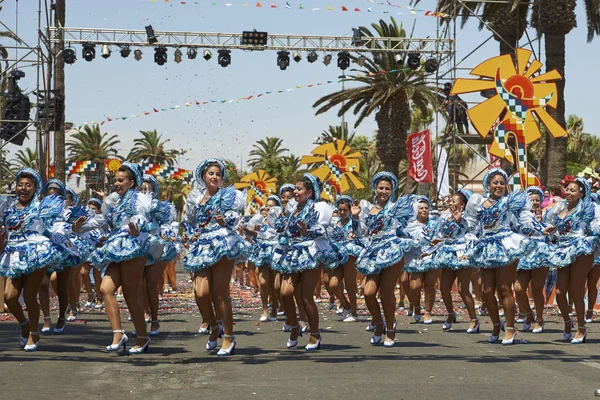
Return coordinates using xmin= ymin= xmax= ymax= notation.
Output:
xmin=234 ymin=169 xmax=278 ymax=212
xmin=300 ymin=139 xmax=364 ymax=201
xmin=450 ymin=48 xmax=567 ymax=190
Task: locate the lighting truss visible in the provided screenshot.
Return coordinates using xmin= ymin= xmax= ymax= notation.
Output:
xmin=48 ymin=27 xmax=454 ymax=55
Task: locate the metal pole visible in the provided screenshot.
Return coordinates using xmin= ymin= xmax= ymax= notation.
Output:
xmin=53 ymin=0 xmax=66 ymax=182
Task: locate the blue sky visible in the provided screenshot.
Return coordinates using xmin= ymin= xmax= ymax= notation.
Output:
xmin=2 ymin=0 xmax=599 ymax=172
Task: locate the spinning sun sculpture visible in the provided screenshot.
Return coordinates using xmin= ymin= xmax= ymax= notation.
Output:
xmin=301 ymin=139 xmax=364 ymax=201
xmin=451 ymin=48 xmax=567 ymax=190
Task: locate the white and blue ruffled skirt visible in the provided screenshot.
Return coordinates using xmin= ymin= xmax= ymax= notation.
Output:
xmin=89 ymin=227 xmax=150 ymax=271
xmin=517 ymin=237 xmax=553 ymax=270
xmin=324 ymin=239 xmax=364 ymax=269
xmin=272 ymin=236 xmax=336 ymax=274
xmin=248 ymin=239 xmax=278 ymax=267
xmin=468 ymin=229 xmax=535 ymax=268
xmin=183 ymin=228 xmax=248 ymax=273
xmin=418 ymin=240 xmax=471 ymax=271
xmin=545 ymin=235 xmax=598 ymax=269
xmin=356 ymin=234 xmax=415 ymax=275
xmin=0 ymin=235 xmax=64 ymax=278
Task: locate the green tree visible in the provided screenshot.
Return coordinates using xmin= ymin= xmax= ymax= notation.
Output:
xmin=224 ymin=159 xmax=245 ymax=186
xmin=314 ymin=125 xmax=357 ymax=146
xmin=419 ymin=0 xmax=600 ymax=185
xmin=127 ymin=129 xmax=183 ymax=167
xmin=157 ymin=178 xmax=186 ymax=214
xmin=280 ymin=154 xmax=306 ymax=184
xmin=12 ymin=147 xmax=38 ymax=169
xmin=247 ymin=137 xmax=289 ymax=177
xmin=313 ymin=18 xmax=442 ymax=177
xmin=66 ymin=124 xmax=121 ymax=162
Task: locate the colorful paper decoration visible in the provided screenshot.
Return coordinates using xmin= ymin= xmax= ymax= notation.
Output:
xmin=300 ymin=139 xmax=364 ymax=201
xmin=234 ymin=169 xmax=278 ymax=212
xmin=146 ymin=0 xmax=439 ymax=16
xmin=450 ymin=48 xmax=567 ymax=190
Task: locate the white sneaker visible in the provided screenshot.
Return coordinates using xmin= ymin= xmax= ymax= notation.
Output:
xmin=259 ymin=315 xmax=268 ymax=322
xmin=343 ymin=315 xmax=357 ymax=322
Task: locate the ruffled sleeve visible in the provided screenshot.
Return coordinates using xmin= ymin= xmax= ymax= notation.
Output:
xmin=218 ymin=186 xmax=245 ymax=229
xmin=306 ymin=201 xmax=332 ymax=239
xmin=506 ymin=191 xmax=543 ymax=236
xmin=38 ymin=194 xmax=66 ymax=232
xmin=464 ymin=193 xmax=484 ymax=232
xmin=589 ymin=202 xmax=600 ymax=235
xmin=392 ymin=195 xmax=415 ymax=229
xmin=352 ymin=199 xmax=372 ymax=237
xmin=131 ymin=191 xmax=152 ymax=228
xmin=182 ymin=188 xmax=202 ymax=236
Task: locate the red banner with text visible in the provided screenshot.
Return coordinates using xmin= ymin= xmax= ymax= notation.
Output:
xmin=407 ymin=129 xmax=434 ymax=183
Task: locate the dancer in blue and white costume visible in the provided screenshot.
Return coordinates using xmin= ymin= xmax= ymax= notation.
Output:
xmin=182 ymin=158 xmax=247 ymax=356
xmin=38 ymin=179 xmax=71 ymax=334
xmin=351 ymin=172 xmax=415 ymax=347
xmin=272 ymin=173 xmax=334 ymax=350
xmin=78 ymin=198 xmax=106 ymax=311
xmin=140 ymin=174 xmax=177 ymax=337
xmin=514 ymin=186 xmax=552 ymax=334
xmin=273 ymin=183 xmax=308 ymax=332
xmin=544 ymin=178 xmax=600 ymax=344
xmin=324 ymin=195 xmax=363 ymax=322
xmin=421 ymin=189 xmax=480 ymax=333
xmin=404 ymin=196 xmax=439 ymax=325
xmin=0 ymin=169 xmax=68 ymax=351
xmin=464 ymin=168 xmax=547 ymax=345
xmin=245 ymin=195 xmax=282 ymax=322
xmin=85 ymin=162 xmax=153 ymax=354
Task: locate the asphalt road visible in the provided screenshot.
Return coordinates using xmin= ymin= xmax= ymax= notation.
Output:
xmin=1 ymin=280 xmax=599 ymax=400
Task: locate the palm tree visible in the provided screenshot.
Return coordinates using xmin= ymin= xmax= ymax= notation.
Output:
xmin=157 ymin=178 xmax=186 ymax=214
xmin=314 ymin=125 xmax=357 ymax=146
xmin=410 ymin=106 xmax=435 ymax=134
xmin=419 ymin=0 xmax=600 ymax=185
xmin=313 ymin=18 xmax=442 ymax=177
xmin=12 ymin=147 xmax=38 ymax=169
xmin=66 ymin=124 xmax=120 ymax=162
xmin=127 ymin=129 xmax=182 ymax=167
xmin=531 ymin=0 xmax=600 ymax=185
xmin=247 ymin=137 xmax=289 ymax=177
xmin=224 ymin=159 xmax=245 ymax=186
xmin=413 ymin=1 xmax=529 ymax=57
xmin=280 ymin=154 xmax=306 ymax=184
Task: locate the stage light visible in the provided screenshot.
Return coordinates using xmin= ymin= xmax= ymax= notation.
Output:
xmin=145 ymin=25 xmax=158 ymax=44
xmin=337 ymin=52 xmax=350 ymax=70
xmin=101 ymin=44 xmax=111 ymax=59
xmin=394 ymin=53 xmax=403 ymax=65
xmin=82 ymin=43 xmax=95 ymax=62
xmin=407 ymin=53 xmax=421 ymax=70
xmin=424 ymin=58 xmax=439 ymax=73
xmin=120 ymin=46 xmax=131 ymax=58
xmin=174 ymin=48 xmax=183 ymax=63
xmin=187 ymin=48 xmax=197 ymax=59
xmin=352 ymin=28 xmax=363 ymax=46
xmin=307 ymin=51 xmax=318 ymax=63
xmin=357 ymin=55 xmax=366 ymax=67
xmin=154 ymin=47 xmax=168 ymax=66
xmin=218 ymin=49 xmax=231 ymax=67
xmin=63 ymin=48 xmax=76 ymax=64
xmin=277 ymin=51 xmax=290 ymax=70
xmin=1 ymin=70 xmax=30 ymax=145
xmin=134 ymin=49 xmax=143 ymax=61
xmin=293 ymin=52 xmax=301 ymax=63
xmin=203 ymin=50 xmax=212 ymax=61
xmin=323 ymin=54 xmax=332 ymax=66
xmin=242 ymin=30 xmax=268 ymax=46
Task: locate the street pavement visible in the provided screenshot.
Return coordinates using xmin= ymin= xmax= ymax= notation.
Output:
xmin=1 ymin=278 xmax=600 ymax=400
